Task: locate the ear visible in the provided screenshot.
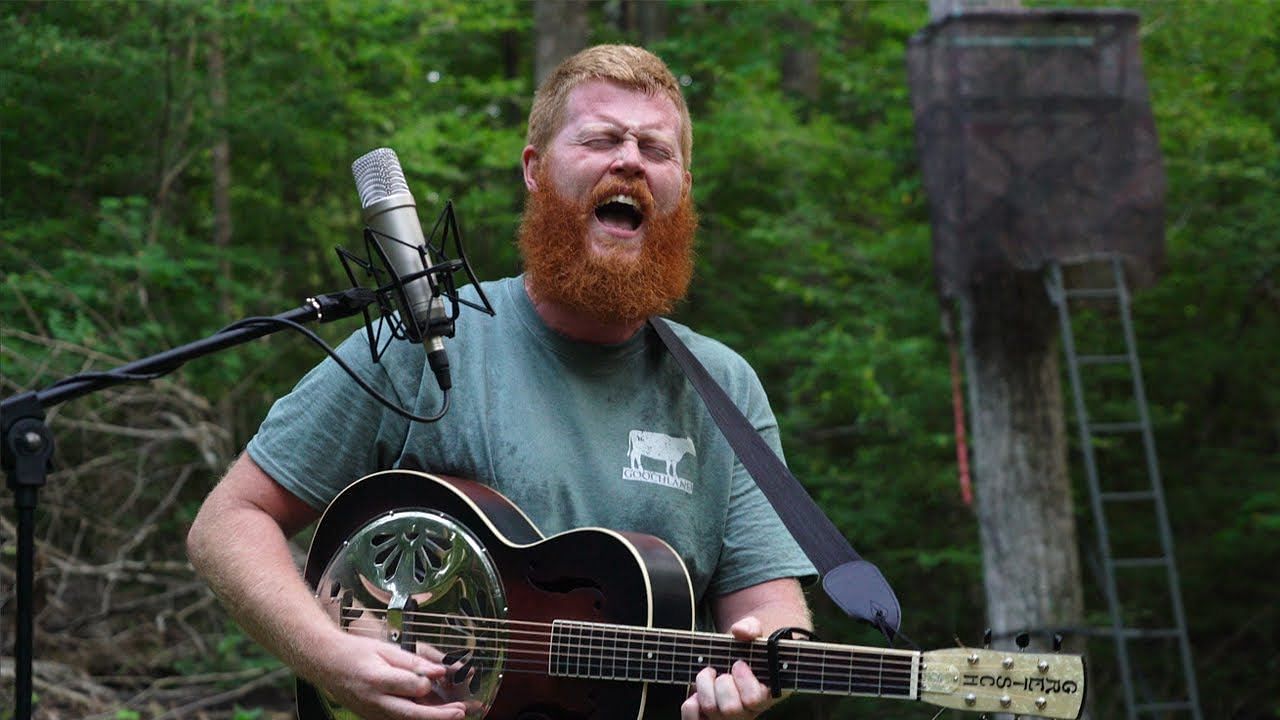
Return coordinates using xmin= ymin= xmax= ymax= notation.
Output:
xmin=682 ymin=169 xmax=693 ymax=198
xmin=521 ymin=145 xmax=541 ymax=192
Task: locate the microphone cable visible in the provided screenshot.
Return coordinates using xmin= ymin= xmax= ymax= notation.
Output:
xmin=217 ymin=314 xmax=451 ymax=424
xmin=41 ymin=310 xmax=450 ymax=425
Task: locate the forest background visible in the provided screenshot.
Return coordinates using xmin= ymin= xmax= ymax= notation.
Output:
xmin=1 ymin=1 xmax=1276 ymax=718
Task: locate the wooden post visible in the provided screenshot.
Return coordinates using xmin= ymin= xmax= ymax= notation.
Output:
xmin=925 ymin=0 xmax=1086 ymax=658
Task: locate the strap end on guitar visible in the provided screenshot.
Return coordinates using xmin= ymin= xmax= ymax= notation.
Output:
xmin=822 ymin=559 xmax=902 ymax=643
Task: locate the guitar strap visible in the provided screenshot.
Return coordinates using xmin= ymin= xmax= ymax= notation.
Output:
xmin=649 ymin=317 xmax=901 ymax=642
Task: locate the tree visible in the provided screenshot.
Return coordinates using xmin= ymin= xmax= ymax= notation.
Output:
xmin=533 ymin=0 xmax=590 ymax=85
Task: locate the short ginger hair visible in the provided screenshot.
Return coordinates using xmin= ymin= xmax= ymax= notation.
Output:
xmin=526 ymin=44 xmax=692 ymax=170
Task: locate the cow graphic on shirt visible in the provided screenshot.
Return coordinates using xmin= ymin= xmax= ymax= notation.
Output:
xmin=622 ymin=430 xmax=696 ymax=494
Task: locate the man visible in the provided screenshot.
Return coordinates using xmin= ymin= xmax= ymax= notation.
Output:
xmin=187 ymin=45 xmax=813 ymax=720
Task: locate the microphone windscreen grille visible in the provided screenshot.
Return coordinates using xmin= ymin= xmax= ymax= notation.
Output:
xmin=352 ymin=147 xmax=411 ymax=208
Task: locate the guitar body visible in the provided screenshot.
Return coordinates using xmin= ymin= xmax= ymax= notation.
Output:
xmin=296 ymin=470 xmax=696 ymax=720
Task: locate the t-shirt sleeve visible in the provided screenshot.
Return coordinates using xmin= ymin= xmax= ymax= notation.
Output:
xmin=707 ymin=365 xmax=818 ymax=597
xmin=246 ymin=328 xmax=417 ymax=511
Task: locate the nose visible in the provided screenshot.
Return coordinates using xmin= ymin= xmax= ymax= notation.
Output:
xmin=610 ymin=140 xmax=644 ymax=178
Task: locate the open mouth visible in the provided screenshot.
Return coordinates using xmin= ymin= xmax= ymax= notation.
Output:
xmin=594 ymin=194 xmax=644 ymax=233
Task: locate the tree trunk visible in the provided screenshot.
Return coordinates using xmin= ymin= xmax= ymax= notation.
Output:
xmin=208 ymin=22 xmax=232 ymax=318
xmin=533 ymin=0 xmax=590 ymax=86
xmin=929 ymin=0 xmax=1084 ymax=669
xmin=958 ymin=273 xmax=1084 ymax=652
xmin=618 ymin=0 xmax=667 ymax=45
xmin=780 ymin=4 xmax=819 ymax=104
xmin=208 ymin=10 xmax=235 ymax=435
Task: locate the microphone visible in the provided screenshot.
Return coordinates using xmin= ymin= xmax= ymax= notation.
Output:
xmin=351 ymin=147 xmax=451 ymax=391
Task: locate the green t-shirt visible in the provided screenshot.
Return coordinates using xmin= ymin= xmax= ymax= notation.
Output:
xmin=248 ymin=276 xmax=814 ymax=616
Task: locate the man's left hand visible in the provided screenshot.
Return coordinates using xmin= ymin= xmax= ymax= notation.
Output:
xmin=679 ymin=616 xmax=775 ymax=720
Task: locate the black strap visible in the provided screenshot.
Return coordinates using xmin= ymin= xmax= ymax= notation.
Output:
xmin=649 ymin=317 xmax=901 ymax=640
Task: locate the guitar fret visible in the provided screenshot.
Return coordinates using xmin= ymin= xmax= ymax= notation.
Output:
xmin=590 ymin=623 xmax=602 ymax=678
xmin=697 ymin=632 xmax=713 ymax=675
xmin=716 ymin=636 xmax=734 ymax=675
xmin=845 ymin=648 xmax=854 ymax=696
xmin=605 ymin=626 xmax=619 ymax=679
xmin=645 ymin=625 xmax=655 ymax=676
xmin=623 ymin=625 xmax=633 ymax=680
xmin=670 ymin=625 xmax=680 ymax=681
xmin=819 ymin=646 xmax=828 ymax=693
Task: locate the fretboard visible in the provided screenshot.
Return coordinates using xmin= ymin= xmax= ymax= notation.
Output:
xmin=548 ymin=620 xmax=919 ymax=699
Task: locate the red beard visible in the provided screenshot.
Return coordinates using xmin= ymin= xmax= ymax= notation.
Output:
xmin=518 ymin=168 xmax=697 ymax=326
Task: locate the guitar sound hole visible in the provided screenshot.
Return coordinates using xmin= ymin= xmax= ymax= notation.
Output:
xmin=380 ymin=549 xmax=402 ymax=581
xmin=374 ymin=542 xmax=396 ymax=567
xmin=414 ymin=551 xmax=428 ymax=582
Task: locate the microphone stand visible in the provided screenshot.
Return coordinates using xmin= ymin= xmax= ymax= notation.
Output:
xmin=0 ymin=287 xmax=377 ymax=720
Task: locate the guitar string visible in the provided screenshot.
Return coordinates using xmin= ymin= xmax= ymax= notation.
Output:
xmin=336 ymin=624 xmax=917 ymax=695
xmin=337 ymin=615 xmax=917 ymax=689
xmin=337 ymin=608 xmax=918 ymax=672
xmin=337 ymin=613 xmax=915 ymax=671
xmin=337 ymin=626 xmax=1077 ymax=711
xmin=337 ymin=612 xmax=1076 ymax=701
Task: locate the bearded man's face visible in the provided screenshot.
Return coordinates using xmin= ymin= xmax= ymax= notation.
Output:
xmin=518 ymin=163 xmax=696 ymax=325
xmin=518 ymin=80 xmax=697 ymax=325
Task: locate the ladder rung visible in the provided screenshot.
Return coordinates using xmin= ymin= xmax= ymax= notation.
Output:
xmin=1113 ymin=557 xmax=1169 ymax=569
xmin=1101 ymin=490 xmax=1156 ymax=502
xmin=1078 ymin=353 xmax=1129 ymax=365
xmin=1090 ymin=421 xmax=1145 ymax=433
xmin=1065 ymin=287 xmax=1121 ymax=299
xmin=1119 ymin=628 xmax=1182 ymax=639
xmin=1136 ymin=700 xmax=1195 ymax=713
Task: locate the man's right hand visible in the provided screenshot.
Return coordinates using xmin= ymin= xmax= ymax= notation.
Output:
xmin=307 ymin=630 xmax=468 ymax=720
xmin=187 ymin=455 xmax=470 ymax=720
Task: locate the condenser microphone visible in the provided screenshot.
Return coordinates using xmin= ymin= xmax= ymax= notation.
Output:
xmin=351 ymin=147 xmax=451 ymax=391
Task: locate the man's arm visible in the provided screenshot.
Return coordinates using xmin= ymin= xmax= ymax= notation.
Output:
xmin=681 ymin=578 xmax=811 ymax=720
xmin=186 ymin=454 xmax=465 ymax=720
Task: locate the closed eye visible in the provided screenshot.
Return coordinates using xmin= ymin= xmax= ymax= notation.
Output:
xmin=584 ymin=136 xmax=620 ymax=150
xmin=641 ymin=143 xmax=674 ymax=161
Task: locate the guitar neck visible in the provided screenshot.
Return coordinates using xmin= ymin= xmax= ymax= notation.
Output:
xmin=548 ymin=620 xmax=920 ymax=700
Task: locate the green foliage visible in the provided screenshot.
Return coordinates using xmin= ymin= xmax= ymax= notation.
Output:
xmin=2 ymin=0 xmax=1275 ymax=716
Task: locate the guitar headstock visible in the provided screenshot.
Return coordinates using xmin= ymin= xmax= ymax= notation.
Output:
xmin=919 ymin=647 xmax=1085 ymax=719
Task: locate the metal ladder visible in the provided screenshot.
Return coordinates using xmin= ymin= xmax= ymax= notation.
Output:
xmin=1045 ymin=256 xmax=1202 ymax=720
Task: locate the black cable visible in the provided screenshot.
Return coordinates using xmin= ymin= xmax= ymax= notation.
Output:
xmin=218 ymin=315 xmax=450 ymax=424
xmin=44 ymin=315 xmax=449 ymax=424
xmin=47 ymin=369 xmax=173 ymax=388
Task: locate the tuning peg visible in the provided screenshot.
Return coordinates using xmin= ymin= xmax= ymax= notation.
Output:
xmin=1053 ymin=632 xmax=1064 ymax=652
xmin=1015 ymin=631 xmax=1030 ymax=650
xmin=983 ymin=628 xmax=992 ymax=648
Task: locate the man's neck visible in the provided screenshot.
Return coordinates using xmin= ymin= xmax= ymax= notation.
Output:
xmin=523 ymin=276 xmax=646 ymax=345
